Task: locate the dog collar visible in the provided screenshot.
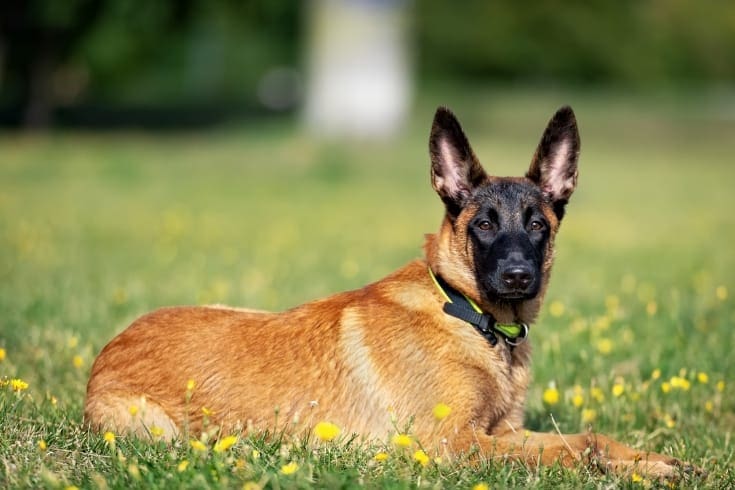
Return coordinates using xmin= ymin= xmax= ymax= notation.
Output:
xmin=428 ymin=268 xmax=528 ymax=348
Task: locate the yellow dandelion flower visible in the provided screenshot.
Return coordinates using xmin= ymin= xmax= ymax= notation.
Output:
xmin=612 ymin=383 xmax=625 ymax=397
xmin=103 ymin=432 xmax=116 ymax=445
xmin=716 ymin=285 xmax=727 ymax=301
xmin=374 ymin=452 xmax=389 ymax=462
xmin=280 ymin=461 xmax=299 ymax=475
xmin=524 ymin=430 xmax=531 ymax=439
xmin=433 ymin=403 xmax=452 ymax=421
xmin=201 ymin=407 xmax=213 ymax=417
xmin=0 ymin=347 xmax=5 ymax=361
xmin=72 ymin=355 xmax=83 ymax=369
xmin=472 ymin=484 xmax=489 ymax=490
xmin=50 ymin=396 xmax=57 ymax=406
xmin=590 ymin=386 xmax=604 ymax=403
xmin=242 ymin=482 xmax=261 ymax=490
xmin=186 ymin=379 xmax=196 ymax=391
xmin=38 ymin=440 xmax=47 ymax=451
xmin=664 ymin=414 xmax=676 ymax=428
xmin=313 ymin=421 xmax=341 ymax=442
xmin=149 ymin=426 xmax=164 ymax=439
xmin=413 ymin=449 xmax=430 ymax=466
xmin=716 ymin=380 xmax=725 ymax=392
xmin=596 ymin=338 xmax=613 ymax=355
xmin=10 ymin=379 xmax=29 ymax=392
xmin=670 ymin=376 xmax=690 ymax=391
xmin=582 ymin=408 xmax=597 ymax=423
xmin=214 ymin=435 xmax=238 ymax=453
xmin=190 ymin=440 xmax=207 ymax=452
xmin=697 ymin=372 xmax=709 ymax=384
xmin=128 ymin=463 xmax=141 ymax=480
xmin=631 ymin=472 xmax=643 ymax=483
xmin=704 ymin=401 xmax=713 ymax=413
xmin=572 ymin=394 xmax=584 ymax=408
xmin=392 ymin=433 xmax=413 ymax=448
xmin=65 ymin=486 xmax=79 ymax=490
xmin=661 ymin=382 xmax=671 ymax=393
xmin=129 ymin=405 xmax=139 ymax=416
xmin=549 ymin=300 xmax=565 ymax=317
xmin=177 ymin=460 xmax=189 ymax=472
xmin=651 ymin=369 xmax=661 ymax=380
xmin=646 ymin=301 xmax=657 ymax=316
xmin=252 ymin=449 xmax=260 ymax=459
xmin=542 ymin=386 xmax=560 ymax=405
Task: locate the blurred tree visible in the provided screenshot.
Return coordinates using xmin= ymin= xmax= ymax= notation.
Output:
xmin=0 ymin=0 xmax=108 ymax=127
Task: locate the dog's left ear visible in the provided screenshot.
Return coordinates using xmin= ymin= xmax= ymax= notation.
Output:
xmin=526 ymin=106 xmax=580 ymax=219
xmin=430 ymin=107 xmax=487 ymax=218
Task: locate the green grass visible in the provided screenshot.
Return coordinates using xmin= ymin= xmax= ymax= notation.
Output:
xmin=1 ymin=89 xmax=734 ymax=488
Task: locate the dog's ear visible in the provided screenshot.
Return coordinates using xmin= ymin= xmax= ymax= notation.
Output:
xmin=430 ymin=107 xmax=487 ymax=217
xmin=526 ymin=106 xmax=580 ymax=219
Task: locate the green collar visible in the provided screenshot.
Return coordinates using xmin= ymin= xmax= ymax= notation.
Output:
xmin=429 ymin=268 xmax=528 ymax=347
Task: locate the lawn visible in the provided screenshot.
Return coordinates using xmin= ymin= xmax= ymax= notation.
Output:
xmin=1 ymin=88 xmax=733 ymax=488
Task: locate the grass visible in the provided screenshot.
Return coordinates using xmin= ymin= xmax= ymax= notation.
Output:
xmin=1 ymin=88 xmax=734 ymax=488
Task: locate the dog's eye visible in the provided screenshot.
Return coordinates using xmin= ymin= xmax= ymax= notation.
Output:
xmin=528 ymin=220 xmax=545 ymax=232
xmin=478 ymin=220 xmax=494 ymax=231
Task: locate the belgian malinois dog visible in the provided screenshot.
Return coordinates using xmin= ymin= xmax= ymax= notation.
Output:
xmin=85 ymin=106 xmax=690 ymax=477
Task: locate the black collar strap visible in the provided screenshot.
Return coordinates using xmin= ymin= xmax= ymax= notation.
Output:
xmin=429 ymin=268 xmax=528 ymax=348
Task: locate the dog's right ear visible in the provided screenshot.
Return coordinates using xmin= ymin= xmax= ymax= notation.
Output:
xmin=429 ymin=107 xmax=487 ymax=218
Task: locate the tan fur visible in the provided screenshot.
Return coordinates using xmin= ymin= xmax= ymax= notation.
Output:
xmin=85 ymin=110 xmax=693 ymax=479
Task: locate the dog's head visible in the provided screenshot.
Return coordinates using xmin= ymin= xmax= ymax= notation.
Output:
xmin=426 ymin=106 xmax=579 ymax=321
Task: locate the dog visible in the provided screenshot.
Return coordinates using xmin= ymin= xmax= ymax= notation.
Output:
xmin=85 ymin=106 xmax=689 ymax=478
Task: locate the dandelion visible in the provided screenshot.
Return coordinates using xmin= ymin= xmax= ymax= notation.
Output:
xmin=149 ymin=426 xmax=164 ymax=439
xmin=612 ymin=383 xmax=625 ymax=397
xmin=186 ymin=379 xmax=196 ymax=392
xmin=716 ymin=380 xmax=725 ymax=392
xmin=670 ymin=376 xmax=691 ymax=391
xmin=646 ymin=301 xmax=657 ymax=316
xmin=214 ymin=435 xmax=238 ymax=453
xmin=582 ymin=409 xmax=597 ymax=423
xmin=392 ymin=433 xmax=413 ymax=448
xmin=374 ymin=452 xmax=389 ymax=462
xmin=549 ymin=300 xmax=565 ymax=317
xmin=631 ymin=472 xmax=644 ymax=483
xmin=664 ymin=414 xmax=676 ymax=428
xmin=129 ymin=405 xmax=139 ymax=416
xmin=590 ymin=387 xmax=605 ymax=403
xmin=252 ymin=449 xmax=261 ymax=459
xmin=73 ymin=355 xmax=83 ymax=368
xmin=201 ymin=407 xmax=213 ymax=417
xmin=38 ymin=440 xmax=47 ymax=451
xmin=313 ymin=421 xmax=341 ymax=442
xmin=242 ymin=482 xmax=261 ymax=490
xmin=543 ymin=386 xmax=560 ymax=405
xmin=472 ymin=484 xmax=489 ymax=490
xmin=280 ymin=461 xmax=299 ymax=475
xmin=177 ymin=460 xmax=189 ymax=472
xmin=413 ymin=449 xmax=430 ymax=466
xmin=433 ymin=403 xmax=452 ymax=421
xmin=697 ymin=372 xmax=709 ymax=384
xmin=190 ymin=439 xmax=207 ymax=452
xmin=10 ymin=378 xmax=29 ymax=392
xmin=716 ymin=286 xmax=728 ymax=301
xmin=661 ymin=382 xmax=671 ymax=393
xmin=651 ymin=369 xmax=661 ymax=380
xmin=0 ymin=347 xmax=5 ymax=361
xmin=103 ymin=432 xmax=116 ymax=445
xmin=572 ymin=394 xmax=584 ymax=408
xmin=65 ymin=486 xmax=79 ymax=490
xmin=596 ymin=338 xmax=613 ymax=355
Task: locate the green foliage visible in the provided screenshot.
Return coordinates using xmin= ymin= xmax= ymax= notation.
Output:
xmin=1 ymin=91 xmax=734 ymax=487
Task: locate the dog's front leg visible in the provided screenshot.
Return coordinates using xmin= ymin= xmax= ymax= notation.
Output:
xmin=447 ymin=429 xmax=692 ymax=479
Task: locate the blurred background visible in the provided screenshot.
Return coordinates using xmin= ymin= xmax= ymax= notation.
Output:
xmin=1 ymin=0 xmax=734 ymax=131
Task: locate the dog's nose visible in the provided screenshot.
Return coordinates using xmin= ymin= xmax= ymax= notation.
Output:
xmin=501 ymin=266 xmax=533 ymax=290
